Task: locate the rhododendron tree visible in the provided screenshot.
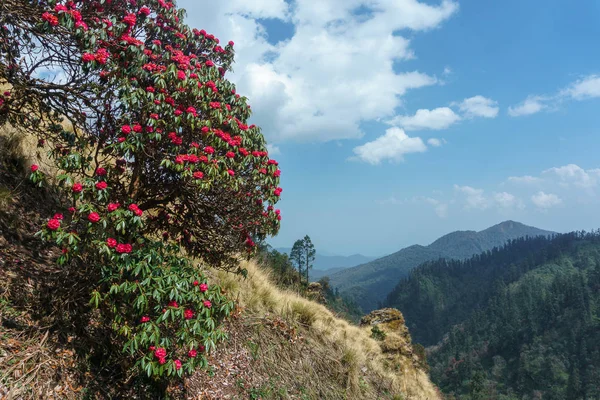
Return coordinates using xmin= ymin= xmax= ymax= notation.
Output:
xmin=1 ymin=0 xmax=282 ymax=381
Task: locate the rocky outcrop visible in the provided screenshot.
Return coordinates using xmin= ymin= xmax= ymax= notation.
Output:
xmin=360 ymin=308 xmax=425 ymax=370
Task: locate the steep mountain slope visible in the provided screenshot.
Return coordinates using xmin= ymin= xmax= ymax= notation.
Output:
xmin=0 ymin=131 xmax=440 ymax=399
xmin=329 ymin=221 xmax=555 ymax=312
xmin=386 ymin=232 xmax=600 ymax=399
xmin=275 ymin=247 xmax=375 ymax=271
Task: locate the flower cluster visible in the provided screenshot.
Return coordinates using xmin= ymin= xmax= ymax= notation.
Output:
xmin=7 ymin=0 xmax=284 ymax=381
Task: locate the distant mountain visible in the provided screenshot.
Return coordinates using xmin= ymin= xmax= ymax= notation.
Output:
xmin=386 ymin=231 xmax=600 ymax=399
xmin=328 ymin=221 xmax=555 ymax=312
xmin=274 ymin=247 xmax=375 ymax=271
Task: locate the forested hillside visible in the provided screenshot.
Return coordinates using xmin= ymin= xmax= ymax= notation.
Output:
xmin=329 ymin=221 xmax=554 ymax=312
xmin=387 ymin=232 xmax=600 ymax=399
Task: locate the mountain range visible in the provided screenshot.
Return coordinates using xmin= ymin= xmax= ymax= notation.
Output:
xmin=328 ymin=220 xmax=556 ymax=312
xmin=385 ymin=231 xmax=600 ymax=399
xmin=274 ymin=247 xmax=375 ymax=272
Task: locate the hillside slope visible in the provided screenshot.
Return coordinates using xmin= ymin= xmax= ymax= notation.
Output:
xmin=0 ymin=131 xmax=440 ymax=399
xmin=329 ymin=221 xmax=555 ymax=312
xmin=387 ymin=232 xmax=600 ymax=399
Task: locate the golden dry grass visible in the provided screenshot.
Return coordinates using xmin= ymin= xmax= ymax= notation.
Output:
xmin=212 ymin=260 xmax=441 ymax=400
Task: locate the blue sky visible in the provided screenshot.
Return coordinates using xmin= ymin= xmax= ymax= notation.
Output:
xmin=180 ymin=0 xmax=600 ymax=256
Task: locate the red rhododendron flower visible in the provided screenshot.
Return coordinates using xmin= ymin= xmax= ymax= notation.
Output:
xmin=116 ymin=243 xmax=133 ymax=254
xmin=173 ymin=359 xmax=182 ymax=370
xmin=184 ymin=309 xmax=194 ymax=319
xmin=42 ymin=12 xmax=59 ymax=26
xmin=158 ymin=357 xmax=167 ymax=365
xmin=106 ymin=238 xmax=117 ymax=248
xmin=47 ymin=219 xmax=61 ymax=231
xmin=226 ymin=151 xmax=235 ymax=159
xmin=30 ymin=164 xmax=39 ymax=172
xmin=193 ymin=280 xmax=199 ymax=286
xmin=133 ymin=124 xmax=142 ymax=133
xmin=203 ymin=146 xmax=214 ymax=154
xmin=129 ymin=203 xmax=143 ymax=216
xmin=203 ymin=300 xmax=212 ymax=308
xmin=82 ymin=53 xmax=95 ymax=62
xmin=95 ymin=48 xmax=109 ymax=64
xmin=188 ymin=349 xmax=197 ymax=358
xmin=72 ymin=183 xmax=83 ymax=193
xmin=193 ymin=171 xmax=204 ymax=179
xmin=95 ymin=167 xmax=107 ymax=176
xmin=107 ymin=203 xmax=120 ymax=212
xmin=138 ymin=6 xmax=151 ymax=16
xmin=123 ymin=13 xmax=137 ymax=26
xmin=95 ymin=181 xmax=107 ymax=190
xmin=88 ymin=212 xmax=100 ymax=223
xmin=53 ymin=213 xmax=64 ymax=220
xmin=228 ymin=40 xmax=234 ymax=46
xmin=140 ymin=316 xmax=150 ymax=323
xmin=154 ymin=348 xmax=167 ymax=358
xmin=121 ymin=125 xmax=131 ymax=134
xmin=68 ymin=207 xmax=76 ymax=213
xmin=168 ymin=300 xmax=179 ymax=308
xmin=227 ymin=169 xmax=235 ymax=177
xmin=199 ymin=283 xmax=208 ymax=292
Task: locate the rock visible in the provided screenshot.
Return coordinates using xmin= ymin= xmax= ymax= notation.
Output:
xmin=305 ymin=282 xmax=326 ymax=304
xmin=360 ymin=308 xmax=416 ymax=361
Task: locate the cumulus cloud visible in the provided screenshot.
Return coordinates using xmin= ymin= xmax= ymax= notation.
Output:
xmin=456 ymin=96 xmax=499 ymax=118
xmin=179 ymin=0 xmax=458 ymax=143
xmin=509 ymin=75 xmax=600 ymax=117
xmin=422 ymin=197 xmax=449 ymax=218
xmin=543 ymin=164 xmax=600 ymax=188
xmin=266 ymin=144 xmax=281 ymax=156
xmin=427 ymin=138 xmax=444 ymax=147
xmin=508 ymin=96 xmax=547 ymax=117
xmin=562 ymin=75 xmax=600 ymax=100
xmin=352 ymin=127 xmax=427 ymax=165
xmin=389 ymin=107 xmax=461 ymax=131
xmin=494 ymin=192 xmax=525 ymax=210
xmin=454 ymin=185 xmax=489 ymax=210
xmin=531 ymin=191 xmax=562 ymax=209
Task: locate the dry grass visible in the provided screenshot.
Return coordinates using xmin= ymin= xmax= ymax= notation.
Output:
xmin=211 ymin=260 xmax=442 ymax=400
xmin=0 ymin=120 xmax=440 ymax=399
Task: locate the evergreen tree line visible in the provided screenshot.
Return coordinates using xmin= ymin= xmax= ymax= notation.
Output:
xmin=386 ymin=230 xmax=600 ymax=399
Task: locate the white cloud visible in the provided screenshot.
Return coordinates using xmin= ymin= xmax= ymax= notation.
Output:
xmin=494 ymin=192 xmax=525 ymax=210
xmin=422 ymin=197 xmax=449 ymax=218
xmin=352 ymin=127 xmax=427 ymax=165
xmin=543 ymin=164 xmax=600 ymax=188
xmin=507 ymin=96 xmax=547 ymax=117
xmin=562 ymin=75 xmax=600 ymax=100
xmin=443 ymin=66 xmax=452 ymax=75
xmin=456 ymin=95 xmax=499 ymax=118
xmin=507 ymin=175 xmax=543 ymax=185
xmin=509 ymin=75 xmax=600 ymax=117
xmin=266 ymin=144 xmax=281 ymax=156
xmin=389 ymin=107 xmax=461 ymax=131
xmin=531 ymin=191 xmax=562 ymax=209
xmin=179 ymin=0 xmax=457 ymax=143
xmin=454 ymin=185 xmax=489 ymax=210
xmin=427 ymin=138 xmax=444 ymax=147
